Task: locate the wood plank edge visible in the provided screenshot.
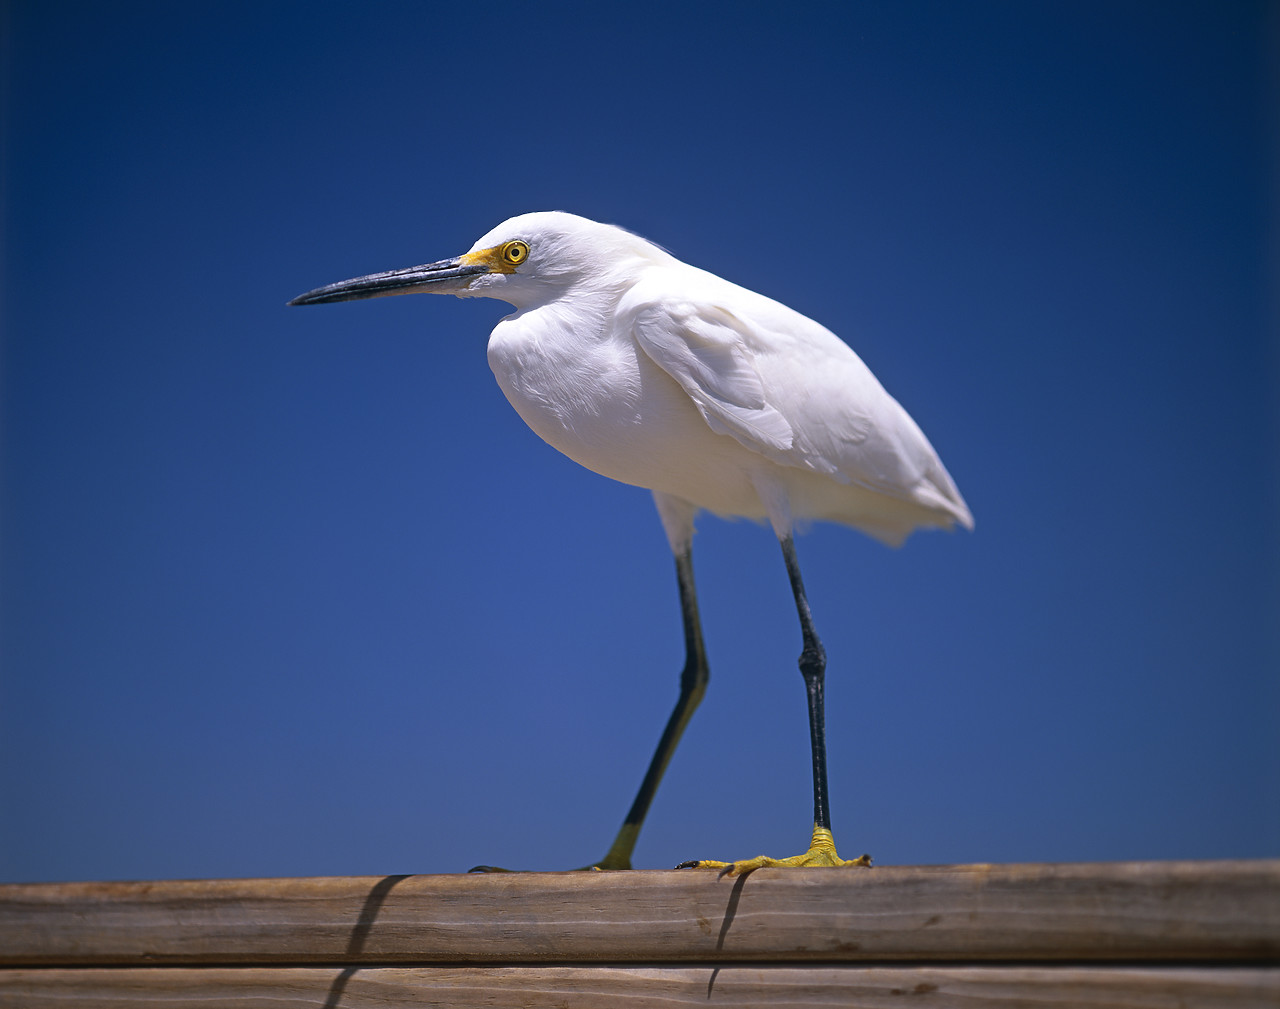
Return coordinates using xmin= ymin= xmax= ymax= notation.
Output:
xmin=1 ymin=964 xmax=1276 ymax=1009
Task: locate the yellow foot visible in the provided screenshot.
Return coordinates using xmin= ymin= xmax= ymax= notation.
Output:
xmin=469 ymin=824 xmax=640 ymax=872
xmin=467 ymin=851 xmax=634 ymax=874
xmin=675 ymin=826 xmax=872 ymax=877
xmin=584 ymin=854 xmax=631 ymax=871
xmin=467 ymin=863 xmax=619 ymax=873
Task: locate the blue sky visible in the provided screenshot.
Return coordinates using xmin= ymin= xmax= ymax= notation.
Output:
xmin=2 ymin=1 xmax=1275 ymax=882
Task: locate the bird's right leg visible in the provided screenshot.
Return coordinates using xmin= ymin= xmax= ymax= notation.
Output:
xmin=470 ymin=494 xmax=706 ymax=872
xmin=677 ymin=529 xmax=872 ymax=876
xmin=588 ymin=543 xmax=709 ymax=870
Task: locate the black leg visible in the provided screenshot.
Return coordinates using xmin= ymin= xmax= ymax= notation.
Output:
xmin=779 ymin=534 xmax=832 ymax=833
xmin=674 ymin=533 xmax=869 ymax=874
xmin=595 ymin=544 xmax=709 ymax=869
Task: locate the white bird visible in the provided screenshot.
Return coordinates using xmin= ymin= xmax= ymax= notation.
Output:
xmin=290 ymin=212 xmax=972 ymax=875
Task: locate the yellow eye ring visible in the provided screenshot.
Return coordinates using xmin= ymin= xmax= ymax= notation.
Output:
xmin=501 ymin=240 xmax=529 ymax=266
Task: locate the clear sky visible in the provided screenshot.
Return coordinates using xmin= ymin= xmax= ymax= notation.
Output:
xmin=2 ymin=2 xmax=1276 ymax=882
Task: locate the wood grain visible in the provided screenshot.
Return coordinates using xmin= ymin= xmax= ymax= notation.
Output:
xmin=0 ymin=965 xmax=1276 ymax=1008
xmin=2 ymin=860 xmax=1276 ymax=966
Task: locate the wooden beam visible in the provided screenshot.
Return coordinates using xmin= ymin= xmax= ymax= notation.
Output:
xmin=2 ymin=860 xmax=1276 ymax=966
xmin=0 ymin=965 xmax=1276 ymax=1008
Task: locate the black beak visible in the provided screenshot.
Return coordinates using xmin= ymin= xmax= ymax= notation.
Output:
xmin=288 ymin=256 xmax=488 ymax=306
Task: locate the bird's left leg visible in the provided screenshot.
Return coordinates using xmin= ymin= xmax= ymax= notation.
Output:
xmin=586 ymin=542 xmax=709 ymax=870
xmin=678 ymin=534 xmax=871 ymax=876
xmin=471 ymin=496 xmax=709 ymax=873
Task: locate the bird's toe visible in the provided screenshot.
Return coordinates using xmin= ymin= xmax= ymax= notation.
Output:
xmin=678 ymin=827 xmax=872 ymax=876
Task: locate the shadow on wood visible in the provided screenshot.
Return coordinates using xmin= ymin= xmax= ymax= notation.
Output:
xmin=1 ymin=860 xmax=1276 ymax=1007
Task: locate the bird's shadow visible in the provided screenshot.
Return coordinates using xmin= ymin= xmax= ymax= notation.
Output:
xmin=318 ymin=868 xmax=752 ymax=1005
xmin=322 ymin=873 xmax=411 ymax=1009
xmin=707 ymin=870 xmax=751 ymax=999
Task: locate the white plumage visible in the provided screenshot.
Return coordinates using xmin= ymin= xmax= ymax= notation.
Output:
xmin=290 ymin=211 xmax=972 ymax=873
xmin=467 ymin=212 xmax=972 ymax=550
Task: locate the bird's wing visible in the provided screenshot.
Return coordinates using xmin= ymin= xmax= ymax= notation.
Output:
xmin=629 ymin=273 xmax=885 ymax=482
xmin=631 ymin=295 xmax=796 ymax=454
xmin=628 ymin=270 xmax=970 ymax=525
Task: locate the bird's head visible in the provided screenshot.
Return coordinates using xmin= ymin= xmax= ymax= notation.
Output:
xmin=288 ymin=212 xmax=669 ymax=311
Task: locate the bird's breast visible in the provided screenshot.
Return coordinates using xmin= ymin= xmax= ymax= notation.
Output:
xmin=485 ymin=307 xmax=765 ymax=514
xmin=486 ymin=306 xmax=633 ymax=426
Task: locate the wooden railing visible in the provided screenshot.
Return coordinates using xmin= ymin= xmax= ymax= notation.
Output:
xmin=1 ymin=860 xmax=1276 ymax=1006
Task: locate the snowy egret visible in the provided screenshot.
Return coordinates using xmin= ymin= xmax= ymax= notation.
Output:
xmin=289 ymin=212 xmax=972 ymax=875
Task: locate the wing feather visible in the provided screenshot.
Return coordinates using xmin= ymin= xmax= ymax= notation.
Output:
xmin=633 ymin=300 xmax=794 ymax=452
xmin=627 ymin=268 xmax=971 ymax=529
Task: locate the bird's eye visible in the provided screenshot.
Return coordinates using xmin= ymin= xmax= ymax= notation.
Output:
xmin=502 ymin=240 xmax=529 ymax=266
